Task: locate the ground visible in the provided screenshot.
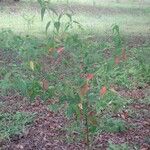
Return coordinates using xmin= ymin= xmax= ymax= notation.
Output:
xmin=0 ymin=87 xmax=150 ymax=149
xmin=0 ymin=0 xmax=150 ymax=150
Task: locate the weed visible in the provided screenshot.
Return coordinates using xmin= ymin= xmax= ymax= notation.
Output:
xmin=38 ymin=0 xmax=82 ymax=37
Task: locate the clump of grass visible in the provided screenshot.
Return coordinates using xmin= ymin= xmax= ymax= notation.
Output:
xmin=107 ymin=141 xmax=132 ymax=150
xmin=0 ymin=112 xmax=34 ymax=140
xmin=102 ymin=118 xmax=127 ymax=133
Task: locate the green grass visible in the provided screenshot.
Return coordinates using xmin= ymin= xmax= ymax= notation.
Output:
xmin=0 ymin=0 xmax=149 ymax=36
xmin=50 ymin=0 xmax=150 ymax=8
xmin=107 ymin=142 xmax=131 ymax=150
xmin=0 ymin=112 xmax=34 ymax=140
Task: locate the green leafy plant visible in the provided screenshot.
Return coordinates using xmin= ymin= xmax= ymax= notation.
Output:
xmin=51 ymin=34 xmax=127 ymax=149
xmin=37 ymin=0 xmax=82 ymax=37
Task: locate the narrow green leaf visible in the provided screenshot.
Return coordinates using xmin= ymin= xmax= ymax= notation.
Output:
xmin=41 ymin=7 xmax=46 ymax=21
xmin=46 ymin=21 xmax=51 ymax=33
xmin=66 ymin=13 xmax=72 ymax=21
xmin=73 ymin=21 xmax=80 ymax=25
xmin=54 ymin=21 xmax=60 ymax=32
xmin=64 ymin=24 xmax=70 ymax=31
xmin=58 ymin=14 xmax=62 ymax=21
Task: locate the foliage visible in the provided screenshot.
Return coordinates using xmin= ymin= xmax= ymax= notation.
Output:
xmin=37 ymin=0 xmax=82 ymax=36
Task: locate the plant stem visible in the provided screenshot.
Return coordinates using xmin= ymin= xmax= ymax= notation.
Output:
xmin=84 ymin=99 xmax=90 ymax=150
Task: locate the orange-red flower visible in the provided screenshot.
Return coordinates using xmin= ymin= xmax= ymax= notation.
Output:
xmin=100 ymin=86 xmax=107 ymax=96
xmin=86 ymin=74 xmax=94 ymax=80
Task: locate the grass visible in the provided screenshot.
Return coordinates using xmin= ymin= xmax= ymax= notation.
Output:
xmin=0 ymin=0 xmax=149 ymax=36
xmin=0 ymin=112 xmax=34 ymax=140
xmin=107 ymin=142 xmax=131 ymax=150
xmin=50 ymin=0 xmax=150 ymax=7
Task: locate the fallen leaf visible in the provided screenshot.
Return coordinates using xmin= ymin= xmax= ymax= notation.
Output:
xmin=80 ymin=82 xmax=90 ymax=96
xmin=120 ymin=111 xmax=128 ymax=120
xmin=86 ymin=73 xmax=94 ymax=80
xmin=88 ymin=111 xmax=96 ymax=116
xmin=49 ymin=48 xmax=54 ymax=53
xmin=100 ymin=86 xmax=107 ymax=96
xmin=57 ymin=47 xmax=64 ymax=54
xmin=80 ymin=74 xmax=85 ymax=78
xmin=16 ymin=144 xmax=24 ymax=149
xmin=140 ymin=147 xmax=149 ymax=150
xmin=114 ymin=55 xmax=120 ymax=65
xmin=110 ymin=87 xmax=118 ymax=94
xmin=42 ymin=79 xmax=49 ymax=91
xmin=29 ymin=61 xmax=34 ymax=70
xmin=78 ymin=103 xmax=83 ymax=110
xmin=89 ymin=115 xmax=97 ymax=125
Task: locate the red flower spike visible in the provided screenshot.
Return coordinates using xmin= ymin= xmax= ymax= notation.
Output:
xmin=86 ymin=74 xmax=94 ymax=80
xmin=100 ymin=86 xmax=107 ymax=96
xmin=57 ymin=47 xmax=64 ymax=54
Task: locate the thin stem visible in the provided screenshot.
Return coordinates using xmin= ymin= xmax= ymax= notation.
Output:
xmin=84 ymin=99 xmax=90 ymax=150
